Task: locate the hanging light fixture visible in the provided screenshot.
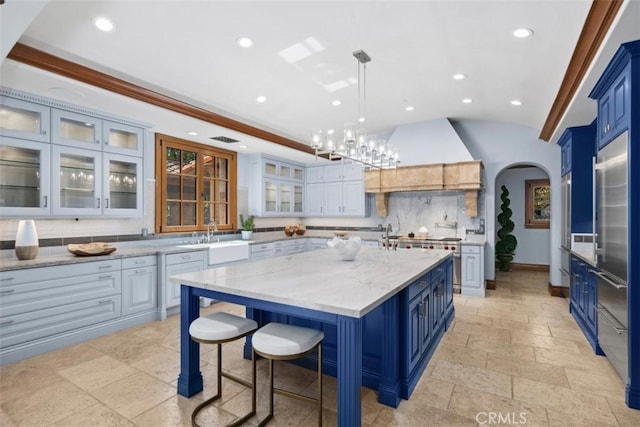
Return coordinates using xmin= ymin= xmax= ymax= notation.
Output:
xmin=310 ymin=50 xmax=399 ymax=169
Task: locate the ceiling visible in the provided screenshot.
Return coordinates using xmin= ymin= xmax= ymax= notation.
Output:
xmin=1 ymin=0 xmax=639 ymax=162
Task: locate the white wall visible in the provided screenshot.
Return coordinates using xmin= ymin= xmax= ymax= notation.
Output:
xmin=495 ymin=167 xmax=551 ymax=265
xmin=451 ymin=119 xmax=561 ymax=285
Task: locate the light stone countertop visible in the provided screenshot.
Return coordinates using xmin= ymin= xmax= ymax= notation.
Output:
xmin=170 ymin=246 xmax=453 ymax=318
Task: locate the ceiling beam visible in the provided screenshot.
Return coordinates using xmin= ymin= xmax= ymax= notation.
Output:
xmin=7 ymin=42 xmax=315 ymax=155
xmin=539 ymin=0 xmax=623 ymax=142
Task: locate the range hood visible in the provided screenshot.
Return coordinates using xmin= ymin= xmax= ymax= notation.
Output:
xmin=365 ymin=118 xmax=482 ymax=217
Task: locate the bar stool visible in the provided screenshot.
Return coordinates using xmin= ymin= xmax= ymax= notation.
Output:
xmin=189 ymin=312 xmax=258 ymax=427
xmin=251 ymin=322 xmax=324 ymax=426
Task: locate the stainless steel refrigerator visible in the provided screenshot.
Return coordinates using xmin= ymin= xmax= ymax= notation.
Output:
xmin=595 ymin=131 xmax=629 ymax=381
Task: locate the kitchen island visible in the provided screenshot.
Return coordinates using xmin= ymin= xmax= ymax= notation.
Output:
xmin=171 ymin=246 xmax=454 ymax=426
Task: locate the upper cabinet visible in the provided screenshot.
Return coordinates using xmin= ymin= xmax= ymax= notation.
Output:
xmin=0 ymin=96 xmax=51 ymax=143
xmin=248 ymin=154 xmax=305 ymax=217
xmin=305 ymin=162 xmax=366 ymax=217
xmin=52 ymin=110 xmax=144 ymax=156
xmin=0 ymin=88 xmax=148 ymax=218
xmin=0 ymin=137 xmax=51 ymax=217
xmin=589 ymin=40 xmax=639 ymax=149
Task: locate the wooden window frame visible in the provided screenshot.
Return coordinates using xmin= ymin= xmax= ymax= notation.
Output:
xmin=155 ymin=133 xmax=237 ymax=234
xmin=525 ymin=179 xmax=550 ymax=229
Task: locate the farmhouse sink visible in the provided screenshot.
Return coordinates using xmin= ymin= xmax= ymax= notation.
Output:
xmin=176 ymin=240 xmax=249 ymax=265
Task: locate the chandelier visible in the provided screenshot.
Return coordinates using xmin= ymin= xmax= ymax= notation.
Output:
xmin=310 ymin=50 xmax=399 ymax=169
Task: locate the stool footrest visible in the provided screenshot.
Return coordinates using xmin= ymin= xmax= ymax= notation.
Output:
xmin=273 ymin=386 xmax=319 ymax=404
xmin=221 ymin=371 xmax=251 ymax=389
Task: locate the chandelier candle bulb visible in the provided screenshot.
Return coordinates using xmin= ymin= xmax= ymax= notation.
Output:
xmin=15 ymin=220 xmax=39 ymax=260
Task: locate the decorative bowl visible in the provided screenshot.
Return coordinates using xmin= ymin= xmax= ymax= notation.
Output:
xmin=327 ymin=236 xmax=361 ymax=261
xmin=284 ymin=225 xmax=297 ymax=236
xmin=295 ymin=224 xmax=306 ymax=235
xmin=67 ymin=242 xmax=116 ymax=257
xmin=334 ymin=230 xmax=348 ymax=237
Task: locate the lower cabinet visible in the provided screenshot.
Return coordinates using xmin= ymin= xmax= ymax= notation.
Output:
xmin=569 ymin=255 xmax=601 ymax=354
xmin=122 ymin=255 xmax=157 ymax=316
xmin=164 ymin=251 xmax=205 ymax=309
xmin=0 ymin=259 xmax=123 ymax=363
xmin=461 ymin=244 xmax=485 ymax=297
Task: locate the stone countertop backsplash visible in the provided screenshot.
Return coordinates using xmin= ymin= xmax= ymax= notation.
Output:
xmin=0 ymin=229 xmax=486 ymax=272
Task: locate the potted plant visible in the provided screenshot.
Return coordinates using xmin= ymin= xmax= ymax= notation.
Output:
xmin=495 ymin=185 xmax=518 ymax=271
xmin=239 ymin=214 xmax=254 ymax=240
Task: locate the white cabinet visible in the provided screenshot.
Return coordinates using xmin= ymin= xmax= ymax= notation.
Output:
xmin=0 ymin=96 xmax=51 ymax=143
xmin=121 ymin=255 xmax=157 ymax=316
xmin=165 ymin=251 xmax=205 ymax=309
xmin=249 ymin=155 xmax=305 ymax=217
xmin=51 ymin=145 xmax=143 ymax=217
xmin=308 ymin=238 xmax=329 ymax=251
xmin=251 ymin=242 xmax=274 ymax=261
xmin=305 ymin=163 xmax=366 ymax=217
xmin=250 ymin=239 xmax=307 ymax=261
xmin=0 ymin=259 xmax=122 ymax=349
xmin=461 ymin=244 xmax=484 ymax=297
xmin=0 ymin=137 xmax=51 ymax=217
xmin=52 ymin=110 xmax=144 ymax=156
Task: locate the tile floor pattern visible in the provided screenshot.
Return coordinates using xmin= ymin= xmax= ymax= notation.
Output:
xmin=2 ymin=270 xmax=640 ymax=426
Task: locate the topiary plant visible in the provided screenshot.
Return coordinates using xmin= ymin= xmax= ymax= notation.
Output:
xmin=495 ymin=185 xmax=518 ymax=271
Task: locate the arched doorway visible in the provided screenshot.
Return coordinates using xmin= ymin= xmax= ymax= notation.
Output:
xmin=494 ymin=164 xmax=551 ymax=284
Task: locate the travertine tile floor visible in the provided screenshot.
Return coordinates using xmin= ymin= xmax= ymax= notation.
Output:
xmin=2 ymin=270 xmax=640 ymax=426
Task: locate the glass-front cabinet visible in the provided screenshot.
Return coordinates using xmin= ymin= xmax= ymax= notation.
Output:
xmin=52 ymin=109 xmax=102 ymax=149
xmin=104 ymin=153 xmax=142 ymax=216
xmin=0 ymin=96 xmax=50 ymax=143
xmin=0 ymin=137 xmax=51 ymax=216
xmin=52 ymin=110 xmax=143 ymax=156
xmin=249 ymin=154 xmax=305 ymax=217
xmin=103 ymin=120 xmax=144 ymax=156
xmin=51 ymin=145 xmax=142 ymax=217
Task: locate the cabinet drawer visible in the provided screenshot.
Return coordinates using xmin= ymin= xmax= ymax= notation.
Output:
xmin=0 ymin=295 xmax=121 ymax=348
xmin=0 ymin=259 xmax=121 ymax=286
xmin=461 ymin=245 xmax=480 ymax=255
xmin=251 ymin=243 xmax=273 ymax=252
xmin=407 ymin=275 xmax=431 ymax=301
xmin=0 ymin=271 xmax=121 ymax=317
xmin=167 ymin=251 xmax=205 ymax=265
xmin=122 ymin=255 xmax=157 ymax=269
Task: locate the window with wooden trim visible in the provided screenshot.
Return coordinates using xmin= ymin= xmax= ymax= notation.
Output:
xmin=155 ymin=134 xmax=237 ymax=233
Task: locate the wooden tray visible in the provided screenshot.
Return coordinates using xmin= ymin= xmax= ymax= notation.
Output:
xmin=67 ymin=242 xmax=117 ymax=257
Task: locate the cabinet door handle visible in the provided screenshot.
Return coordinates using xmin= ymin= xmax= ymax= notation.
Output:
xmin=43 ymin=195 xmax=48 ymax=207
xmin=0 ymin=289 xmax=15 ymax=294
xmin=135 ymin=269 xmax=147 ymax=274
xmin=0 ymin=319 xmax=14 ymax=326
xmin=96 ymin=139 xmax=100 ymax=144
xmin=595 ymin=304 xmax=627 ymax=334
xmin=99 ymin=275 xmax=113 ymax=280
xmin=181 ymin=255 xmax=192 ymax=260
xmin=590 ymin=270 xmax=626 ymax=289
xmin=98 ymin=265 xmax=113 ymax=269
xmin=98 ymin=299 xmax=112 ymax=305
xmin=135 ymin=260 xmax=146 ymax=265
xmin=583 ymin=282 xmax=589 ymax=294
xmin=97 ymin=198 xmax=100 ymax=208
xmin=105 ymin=198 xmax=109 ymax=209
xmin=0 ymin=277 xmax=15 ymax=282
xmin=417 ymin=280 xmax=429 ymax=287
xmin=42 ymin=130 xmax=47 ymax=135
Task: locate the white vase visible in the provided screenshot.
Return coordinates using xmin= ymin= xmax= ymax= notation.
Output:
xmin=241 ymin=230 xmax=253 ymax=240
xmin=15 ymin=220 xmax=39 ymax=260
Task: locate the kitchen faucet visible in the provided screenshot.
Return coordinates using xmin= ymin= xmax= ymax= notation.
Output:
xmin=207 ymin=221 xmax=219 ymax=243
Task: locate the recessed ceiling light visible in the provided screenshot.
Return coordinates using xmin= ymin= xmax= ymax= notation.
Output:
xmin=238 ymin=145 xmax=248 ymax=149
xmin=452 ymin=73 xmax=466 ymax=80
xmin=462 ymin=98 xmax=473 ymax=104
xmin=511 ymin=100 xmax=523 ymax=106
xmin=93 ymin=17 xmax=114 ymax=32
xmin=187 ymin=131 xmax=198 ymax=136
xmin=256 ymin=95 xmax=267 ymax=103
xmin=237 ymin=37 xmax=253 ymax=48
xmin=332 ymin=100 xmax=341 ymax=107
xmin=405 ymin=106 xmax=415 ymax=111
xmin=327 ymin=129 xmax=335 ymax=135
xmin=513 ymin=28 xmax=533 ymax=38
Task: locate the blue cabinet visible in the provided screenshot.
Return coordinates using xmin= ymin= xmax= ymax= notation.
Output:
xmin=569 ymin=255 xmax=602 ymax=355
xmin=557 ymin=123 xmax=596 ymax=234
xmin=589 ymin=39 xmax=640 ymax=409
